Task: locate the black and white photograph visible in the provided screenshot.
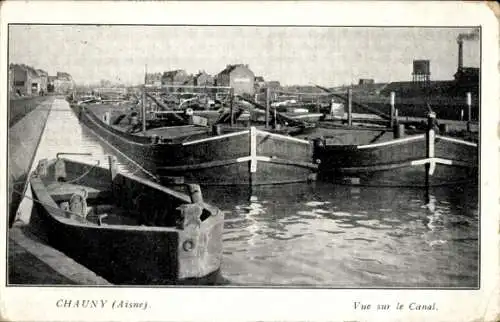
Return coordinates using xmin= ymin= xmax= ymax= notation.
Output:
xmin=1 ymin=2 xmax=498 ymax=322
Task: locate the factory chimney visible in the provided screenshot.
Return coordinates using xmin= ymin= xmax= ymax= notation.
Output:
xmin=456 ymin=29 xmax=479 ymax=71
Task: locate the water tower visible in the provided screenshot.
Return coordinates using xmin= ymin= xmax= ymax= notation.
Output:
xmin=412 ymin=60 xmax=431 ymax=85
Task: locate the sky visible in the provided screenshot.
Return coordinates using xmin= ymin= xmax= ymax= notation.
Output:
xmin=9 ymin=25 xmax=480 ymax=87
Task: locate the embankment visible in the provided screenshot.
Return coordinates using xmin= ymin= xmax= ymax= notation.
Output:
xmin=8 ymin=97 xmax=55 ymax=226
xmin=9 ymin=96 xmax=54 ymax=127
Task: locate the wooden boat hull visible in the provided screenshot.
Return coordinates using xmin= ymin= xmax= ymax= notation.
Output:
xmin=314 ymin=133 xmax=478 ymax=187
xmin=78 ymin=106 xmax=318 ymax=185
xmin=297 ymin=124 xmax=395 ymax=145
xmin=29 ymin=158 xmax=224 ymax=285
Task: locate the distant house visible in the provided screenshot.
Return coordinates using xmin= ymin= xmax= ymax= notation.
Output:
xmin=215 ymin=64 xmax=255 ymax=96
xmin=254 ymin=76 xmax=266 ymax=90
xmin=52 ymin=72 xmax=75 ymax=94
xmin=47 ymin=76 xmax=56 ymax=93
xmin=265 ymin=81 xmax=281 ymax=89
xmin=162 ymin=69 xmax=189 ymax=92
xmin=10 ymin=64 xmax=41 ymax=96
xmin=194 ymin=71 xmax=214 ymax=87
xmin=36 ymin=69 xmax=49 ymax=94
xmin=358 ymin=78 xmax=374 ymax=85
xmin=145 ymin=72 xmax=162 ymax=87
xmin=182 ymin=75 xmax=195 ymax=86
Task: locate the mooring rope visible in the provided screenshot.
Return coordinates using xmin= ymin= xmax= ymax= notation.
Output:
xmin=63 ymin=161 xmax=101 ymax=184
xmin=80 ymin=120 xmax=160 ymax=183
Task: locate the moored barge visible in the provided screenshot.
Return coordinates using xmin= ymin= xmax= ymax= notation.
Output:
xmin=312 ymin=113 xmax=478 ymax=187
xmin=76 ymin=99 xmax=318 ymax=186
xmin=29 ymin=155 xmax=224 ymax=285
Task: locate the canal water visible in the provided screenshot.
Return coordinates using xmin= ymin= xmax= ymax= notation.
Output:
xmin=17 ymin=99 xmax=479 ymax=288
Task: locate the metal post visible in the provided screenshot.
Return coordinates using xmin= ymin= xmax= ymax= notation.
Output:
xmin=229 ymin=88 xmax=234 ymax=127
xmin=273 ymin=104 xmax=277 ymax=129
xmin=466 ymin=92 xmax=472 ymax=132
xmin=142 ymin=88 xmax=147 ymax=133
xmin=347 ymin=88 xmax=353 ymax=126
xmin=425 ymin=112 xmax=436 ymax=189
xmin=142 ymin=65 xmax=148 ymax=134
xmin=265 ymin=87 xmax=270 ymax=128
xmin=390 ymin=91 xmax=395 ymax=128
xmin=108 ymin=156 xmax=117 ymax=181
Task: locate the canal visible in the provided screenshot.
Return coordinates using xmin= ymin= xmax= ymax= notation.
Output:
xmin=15 ymin=99 xmax=479 ymax=288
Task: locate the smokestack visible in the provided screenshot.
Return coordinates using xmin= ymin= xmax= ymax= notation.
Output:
xmin=457 ymin=39 xmax=463 ymax=70
xmin=456 ymin=29 xmax=479 ymax=70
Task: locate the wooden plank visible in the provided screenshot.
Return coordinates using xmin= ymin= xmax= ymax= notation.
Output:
xmin=182 ymin=129 xmax=249 ymax=146
xmin=357 ymin=134 xmax=425 ymax=149
xmin=47 ymin=183 xmax=111 ymax=203
xmin=436 ymin=135 xmax=478 ymax=147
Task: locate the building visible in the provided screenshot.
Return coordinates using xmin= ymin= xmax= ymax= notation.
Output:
xmin=36 ymin=69 xmax=48 ymax=94
xmin=215 ymin=64 xmax=255 ymax=96
xmin=51 ymin=72 xmax=75 ymax=94
xmin=10 ymin=64 xmax=41 ymax=96
xmin=453 ymin=67 xmax=479 ymax=95
xmin=47 ymin=76 xmax=56 ymax=93
xmin=145 ymin=72 xmax=162 ymax=87
xmin=265 ymin=81 xmax=281 ymax=89
xmin=182 ymin=75 xmax=195 ymax=87
xmin=194 ymin=71 xmax=214 ymax=87
xmin=254 ymin=76 xmax=266 ymax=91
xmin=161 ymin=69 xmax=189 ymax=92
xmin=454 ymin=67 xmax=479 ymax=84
xmin=358 ymin=78 xmax=374 ymax=85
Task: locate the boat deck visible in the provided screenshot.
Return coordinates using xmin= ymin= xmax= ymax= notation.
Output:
xmin=47 ymin=182 xmax=112 ymax=202
xmin=85 ymin=103 xmax=210 ymax=141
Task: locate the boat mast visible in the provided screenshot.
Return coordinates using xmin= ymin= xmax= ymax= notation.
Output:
xmin=142 ymin=64 xmax=147 ymax=134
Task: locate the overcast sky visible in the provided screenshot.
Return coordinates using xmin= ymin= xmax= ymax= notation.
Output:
xmin=9 ymin=25 xmax=480 ymax=86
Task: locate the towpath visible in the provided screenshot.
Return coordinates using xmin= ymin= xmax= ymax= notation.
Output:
xmin=9 ymin=95 xmax=55 ymax=127
xmin=8 ymin=98 xmax=111 ymax=285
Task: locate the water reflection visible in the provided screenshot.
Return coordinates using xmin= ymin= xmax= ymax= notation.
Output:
xmin=204 ymin=183 xmax=478 ymax=287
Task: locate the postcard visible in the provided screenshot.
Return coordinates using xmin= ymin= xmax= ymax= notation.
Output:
xmin=1 ymin=1 xmax=498 ymax=321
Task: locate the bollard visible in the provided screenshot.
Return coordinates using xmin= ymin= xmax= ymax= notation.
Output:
xmin=212 ymin=124 xmax=223 ymax=135
xmin=108 ymin=156 xmax=117 ymax=181
xmin=438 ymin=123 xmax=448 ymax=134
xmin=103 ymin=111 xmax=110 ymax=125
xmin=187 ymin=184 xmax=203 ymax=204
xmin=393 ymin=124 xmax=405 ymax=138
xmin=466 ymin=92 xmax=472 ymax=132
